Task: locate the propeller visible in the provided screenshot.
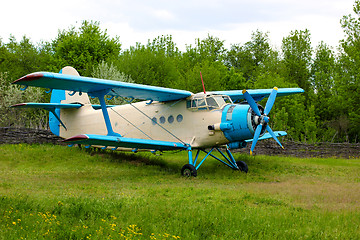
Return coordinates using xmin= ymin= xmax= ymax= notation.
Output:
xmin=242 ymin=87 xmax=284 ymax=155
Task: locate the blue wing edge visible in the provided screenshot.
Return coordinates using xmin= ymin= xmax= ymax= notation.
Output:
xmin=63 ymin=132 xmax=287 ymax=151
xmin=63 ymin=134 xmax=189 ymax=151
xmin=244 ymin=131 xmax=287 ymax=143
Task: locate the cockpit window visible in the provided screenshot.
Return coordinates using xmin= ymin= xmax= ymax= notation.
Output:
xmin=222 ymin=96 xmax=232 ymax=104
xmin=186 ymin=94 xmax=232 ymax=111
xmin=206 ymin=97 xmax=219 ymax=110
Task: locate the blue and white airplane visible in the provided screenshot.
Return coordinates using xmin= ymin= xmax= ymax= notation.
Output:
xmin=12 ymin=66 xmax=304 ymax=176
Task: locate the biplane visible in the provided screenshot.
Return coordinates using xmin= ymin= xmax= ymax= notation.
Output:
xmin=12 ymin=66 xmax=304 ymax=176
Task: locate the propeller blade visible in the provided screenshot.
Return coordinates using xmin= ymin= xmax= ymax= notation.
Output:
xmin=264 ymin=87 xmax=278 ymax=115
xmin=266 ymin=125 xmax=284 ymax=149
xmin=250 ymin=124 xmax=263 ymax=155
xmin=242 ymin=89 xmax=261 ymax=116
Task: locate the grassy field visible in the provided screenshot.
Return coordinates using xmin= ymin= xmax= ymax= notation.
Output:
xmin=0 ymin=144 xmax=359 ymax=239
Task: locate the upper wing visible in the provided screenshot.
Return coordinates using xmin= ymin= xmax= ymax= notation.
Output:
xmin=13 ymin=72 xmax=193 ymax=102
xmin=212 ymin=88 xmax=304 ymax=102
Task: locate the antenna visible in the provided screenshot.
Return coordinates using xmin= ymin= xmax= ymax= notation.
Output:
xmin=200 ymin=71 xmax=206 ymax=94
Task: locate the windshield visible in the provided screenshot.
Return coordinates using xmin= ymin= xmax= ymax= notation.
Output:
xmin=186 ymin=94 xmax=232 ymax=111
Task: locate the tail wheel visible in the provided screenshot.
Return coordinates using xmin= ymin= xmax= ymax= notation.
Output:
xmin=236 ymin=161 xmax=248 ymax=173
xmin=181 ymin=164 xmax=197 ymax=177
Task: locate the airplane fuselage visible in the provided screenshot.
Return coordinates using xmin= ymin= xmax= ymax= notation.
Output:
xmin=57 ymin=94 xmax=257 ymax=149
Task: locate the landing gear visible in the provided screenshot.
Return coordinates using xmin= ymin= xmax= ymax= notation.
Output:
xmin=181 ymin=164 xmax=197 ymax=177
xmin=182 ymin=146 xmax=248 ymax=176
xmin=236 ymin=161 xmax=248 ymax=173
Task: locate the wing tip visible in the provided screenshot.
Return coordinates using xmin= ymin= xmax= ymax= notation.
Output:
xmin=10 ymin=103 xmax=27 ymax=108
xmin=12 ymin=72 xmax=44 ymax=84
xmin=63 ymin=134 xmax=89 ymax=142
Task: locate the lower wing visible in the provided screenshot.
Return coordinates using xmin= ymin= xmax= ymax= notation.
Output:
xmin=245 ymin=131 xmax=287 ymax=142
xmin=64 ymin=134 xmax=189 ymax=151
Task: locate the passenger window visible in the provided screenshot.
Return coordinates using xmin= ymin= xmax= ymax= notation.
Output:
xmin=160 ymin=116 xmax=166 ymax=124
xmin=177 ymin=114 xmax=183 ymax=122
xmin=151 ymin=117 xmax=157 ymax=125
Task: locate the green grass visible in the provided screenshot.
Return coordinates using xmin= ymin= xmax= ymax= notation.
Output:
xmin=0 ymin=144 xmax=360 ymax=239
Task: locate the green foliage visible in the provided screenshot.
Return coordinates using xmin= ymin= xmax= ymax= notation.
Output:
xmin=92 ymin=60 xmax=133 ymax=83
xmin=0 ymin=72 xmax=46 ymax=128
xmin=51 ymin=20 xmax=121 ymax=76
xmin=91 ymin=61 xmax=133 ymax=105
xmin=116 ymin=35 xmax=180 ymax=88
xmin=226 ymin=30 xmax=273 ymax=85
xmin=338 ymin=0 xmax=360 ymax=142
xmin=281 ymin=29 xmax=313 ymax=100
xmin=0 ymin=36 xmax=52 ymax=81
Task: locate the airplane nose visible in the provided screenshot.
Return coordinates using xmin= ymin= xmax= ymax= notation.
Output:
xmin=242 ymin=87 xmax=284 ymax=154
xmin=219 ymin=104 xmax=256 ymax=144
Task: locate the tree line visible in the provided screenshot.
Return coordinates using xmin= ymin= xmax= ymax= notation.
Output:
xmin=1 ymin=1 xmax=359 ymax=143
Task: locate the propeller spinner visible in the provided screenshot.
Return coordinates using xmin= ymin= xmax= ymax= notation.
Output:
xmin=242 ymin=87 xmax=284 ymax=155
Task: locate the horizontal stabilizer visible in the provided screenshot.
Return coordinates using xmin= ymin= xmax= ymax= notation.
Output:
xmin=11 ymin=103 xmax=82 ymax=130
xmin=245 ymin=131 xmax=287 ymax=143
xmin=11 ymin=103 xmax=82 ymax=109
xmin=13 ymin=72 xmax=193 ymax=102
xmin=212 ymin=88 xmax=304 ymax=102
xmin=64 ymin=134 xmax=189 ymax=151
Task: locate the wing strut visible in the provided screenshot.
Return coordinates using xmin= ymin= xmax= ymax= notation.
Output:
xmin=91 ymin=89 xmax=121 ymax=137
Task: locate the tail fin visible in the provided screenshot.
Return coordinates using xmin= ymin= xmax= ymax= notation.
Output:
xmin=49 ymin=66 xmax=91 ymax=136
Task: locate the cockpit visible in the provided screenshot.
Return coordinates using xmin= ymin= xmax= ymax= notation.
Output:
xmin=186 ymin=94 xmax=233 ymax=111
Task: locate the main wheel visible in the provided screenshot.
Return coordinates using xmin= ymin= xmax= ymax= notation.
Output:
xmin=181 ymin=164 xmax=197 ymax=177
xmin=236 ymin=161 xmax=248 ymax=173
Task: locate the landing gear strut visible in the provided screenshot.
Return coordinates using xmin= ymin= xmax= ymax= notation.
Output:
xmin=181 ymin=146 xmax=248 ymax=177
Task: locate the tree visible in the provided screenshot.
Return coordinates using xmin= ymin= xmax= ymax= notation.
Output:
xmin=337 ymin=0 xmax=360 ymax=142
xmin=226 ymin=30 xmax=275 ymax=86
xmin=309 ymin=42 xmax=338 ymax=140
xmin=51 ymin=21 xmax=121 ymax=76
xmin=0 ymin=36 xmax=52 ymax=81
xmin=184 ymin=34 xmax=226 ymax=67
xmin=281 ymin=29 xmax=313 ymax=99
xmin=92 ymin=61 xmax=133 ymax=105
xmin=116 ymin=35 xmax=180 ymax=88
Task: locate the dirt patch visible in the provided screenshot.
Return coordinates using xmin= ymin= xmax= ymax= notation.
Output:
xmin=1 ymin=127 xmax=359 ymax=158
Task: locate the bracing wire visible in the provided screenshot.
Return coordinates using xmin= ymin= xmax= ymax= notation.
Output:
xmin=116 ymin=95 xmax=187 ymax=146
xmin=109 ymin=107 xmax=153 ymax=140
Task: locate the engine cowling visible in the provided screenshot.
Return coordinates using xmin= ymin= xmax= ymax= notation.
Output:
xmin=217 ymin=104 xmax=266 ymax=145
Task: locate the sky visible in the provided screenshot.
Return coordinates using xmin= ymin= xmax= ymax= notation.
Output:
xmin=0 ymin=0 xmax=356 ymax=51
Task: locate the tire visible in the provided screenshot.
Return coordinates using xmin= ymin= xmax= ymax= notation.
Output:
xmin=181 ymin=164 xmax=197 ymax=177
xmin=236 ymin=161 xmax=248 ymax=173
